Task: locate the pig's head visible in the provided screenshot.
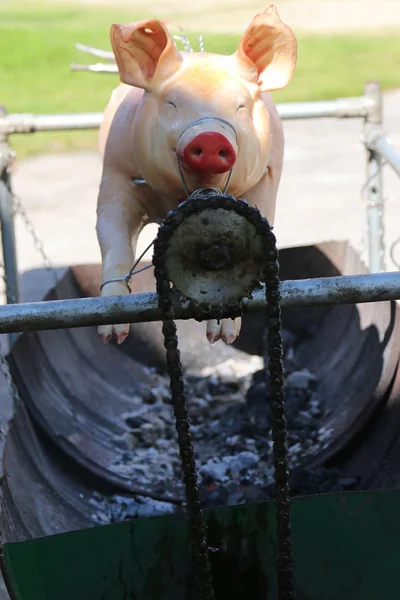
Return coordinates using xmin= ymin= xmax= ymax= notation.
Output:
xmin=110 ymin=6 xmax=297 ymax=200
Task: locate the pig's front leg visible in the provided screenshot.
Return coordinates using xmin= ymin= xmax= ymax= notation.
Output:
xmin=96 ymin=167 xmax=145 ymax=344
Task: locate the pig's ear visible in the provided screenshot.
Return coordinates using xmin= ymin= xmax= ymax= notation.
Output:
xmin=235 ymin=5 xmax=297 ymax=92
xmin=110 ymin=19 xmax=182 ymax=90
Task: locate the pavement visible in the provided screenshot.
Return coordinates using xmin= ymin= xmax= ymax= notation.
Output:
xmin=0 ymin=88 xmax=398 ymax=597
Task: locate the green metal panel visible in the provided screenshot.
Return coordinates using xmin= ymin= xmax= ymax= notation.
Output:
xmin=2 ymin=489 xmax=400 ymax=600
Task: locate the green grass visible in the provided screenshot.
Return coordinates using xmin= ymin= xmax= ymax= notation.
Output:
xmin=1 ymin=2 xmax=400 ymax=158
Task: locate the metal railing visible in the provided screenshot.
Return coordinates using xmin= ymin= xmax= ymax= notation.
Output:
xmin=0 ymin=271 xmax=398 ymax=335
xmin=0 ymin=80 xmax=400 ymax=338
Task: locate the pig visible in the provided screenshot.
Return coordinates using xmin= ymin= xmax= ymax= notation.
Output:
xmin=96 ymin=5 xmax=297 ymax=346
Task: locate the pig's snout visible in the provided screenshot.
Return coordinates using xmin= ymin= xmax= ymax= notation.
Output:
xmin=181 ymin=132 xmax=236 ymax=175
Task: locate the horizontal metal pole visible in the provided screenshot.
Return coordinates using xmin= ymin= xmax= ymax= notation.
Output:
xmin=0 ymin=112 xmax=103 ymax=135
xmin=70 ymin=63 xmax=118 ymax=74
xmin=277 ymin=96 xmax=373 ymax=120
xmin=0 ymin=272 xmax=399 ymax=334
xmin=75 ymin=42 xmax=116 ymax=62
xmin=0 ymin=94 xmax=376 ymax=135
xmin=366 ymin=132 xmax=400 ymax=177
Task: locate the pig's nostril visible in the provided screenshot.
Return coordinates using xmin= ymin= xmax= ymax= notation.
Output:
xmin=182 ymin=132 xmax=236 ymax=175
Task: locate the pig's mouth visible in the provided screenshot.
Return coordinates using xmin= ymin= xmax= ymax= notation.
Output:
xmin=175 ymin=162 xmax=234 ymax=204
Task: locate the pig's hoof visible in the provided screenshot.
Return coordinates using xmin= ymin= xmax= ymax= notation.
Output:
xmin=98 ymin=323 xmax=130 ymax=345
xmin=206 ymin=317 xmax=241 ymax=345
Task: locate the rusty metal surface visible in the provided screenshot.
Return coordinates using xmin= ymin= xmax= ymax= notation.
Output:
xmin=0 ymin=401 xmax=96 ymax=544
xmin=165 ymin=207 xmax=264 ymax=306
xmin=337 ymin=361 xmax=400 ymax=489
xmin=2 ymin=241 xmax=400 ymax=544
xmin=234 ymin=242 xmax=400 ymax=460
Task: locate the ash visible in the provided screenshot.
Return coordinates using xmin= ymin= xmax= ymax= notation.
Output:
xmin=89 ymin=329 xmax=358 ymax=524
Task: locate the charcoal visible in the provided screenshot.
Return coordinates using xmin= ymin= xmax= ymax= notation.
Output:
xmin=281 ymin=328 xmax=298 ymax=349
xmin=285 ymin=369 xmax=317 ymax=390
xmin=218 ymin=404 xmax=245 ymax=435
xmin=93 ymin=326 xmax=359 ymax=525
xmin=338 ymin=477 xmax=359 ymax=487
xmin=89 ymin=493 xmax=177 ymax=524
xmin=289 ymin=467 xmax=359 ymax=496
xmin=199 ymin=483 xmax=230 ymax=507
xmin=283 ymin=356 xmax=298 ymax=375
xmin=245 ymin=384 xmax=271 ymax=433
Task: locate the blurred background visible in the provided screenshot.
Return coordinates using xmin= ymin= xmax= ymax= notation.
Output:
xmin=0 ymin=0 xmax=400 ymax=289
xmin=2 ymin=0 xmax=400 ymax=157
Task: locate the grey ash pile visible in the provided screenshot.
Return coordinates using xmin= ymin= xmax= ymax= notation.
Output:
xmin=89 ymin=329 xmax=358 ymax=525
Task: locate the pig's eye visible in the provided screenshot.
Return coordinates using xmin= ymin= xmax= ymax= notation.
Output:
xmin=237 ymin=104 xmax=246 ymax=111
xmin=167 ymin=101 xmax=177 ymax=108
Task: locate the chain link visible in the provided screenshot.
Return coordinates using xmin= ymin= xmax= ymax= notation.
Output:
xmin=172 ymin=31 xmax=205 ymax=53
xmin=12 ymin=192 xmax=59 ymax=286
xmin=196 ymin=35 xmax=205 ymax=52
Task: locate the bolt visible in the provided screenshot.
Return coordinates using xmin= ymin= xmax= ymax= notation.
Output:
xmin=198 ymin=244 xmax=232 ymax=271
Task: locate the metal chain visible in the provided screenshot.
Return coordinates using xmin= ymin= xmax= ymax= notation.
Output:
xmin=263 ymin=235 xmax=294 ymax=599
xmin=172 ymin=32 xmax=205 ymax=53
xmin=153 ymin=191 xmax=293 ymax=599
xmin=12 ymin=192 xmax=58 ymax=286
xmin=153 ymin=239 xmax=215 ymax=600
xmin=197 ymin=35 xmax=205 ymax=52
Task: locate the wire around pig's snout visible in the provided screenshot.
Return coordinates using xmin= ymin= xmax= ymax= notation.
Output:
xmin=176 ymin=155 xmax=233 ymax=198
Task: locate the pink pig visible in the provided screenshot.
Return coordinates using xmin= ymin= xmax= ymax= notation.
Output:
xmin=96 ymin=5 xmax=297 ymax=346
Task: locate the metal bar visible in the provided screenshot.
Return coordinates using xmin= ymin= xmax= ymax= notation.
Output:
xmin=0 ymin=182 xmax=19 ymax=307
xmin=0 ymin=271 xmax=398 ymax=335
xmin=70 ymin=63 xmax=118 ymax=74
xmin=0 ymin=106 xmax=20 ymax=347
xmin=363 ymin=82 xmax=385 ymax=273
xmin=367 ymin=133 xmax=400 ymax=178
xmin=75 ymin=42 xmax=115 ymax=62
xmin=277 ymin=96 xmax=373 ymax=120
xmin=365 ymin=149 xmax=384 ymax=273
xmin=0 ymin=94 xmax=377 ymax=136
xmin=0 ymin=113 xmax=103 ymax=135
